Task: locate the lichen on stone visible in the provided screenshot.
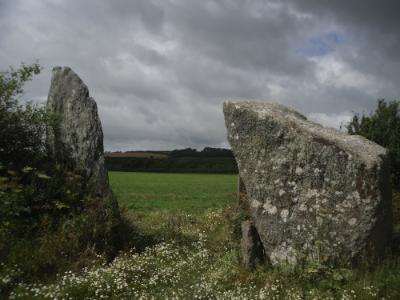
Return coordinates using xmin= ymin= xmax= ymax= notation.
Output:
xmin=224 ymin=100 xmax=392 ymax=266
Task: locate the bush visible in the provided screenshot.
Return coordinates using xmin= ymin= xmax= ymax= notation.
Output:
xmin=0 ymin=63 xmax=55 ymax=169
xmin=347 ymin=99 xmax=400 ymax=189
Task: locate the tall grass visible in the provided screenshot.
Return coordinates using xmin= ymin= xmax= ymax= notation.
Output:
xmin=7 ymin=206 xmax=400 ymax=299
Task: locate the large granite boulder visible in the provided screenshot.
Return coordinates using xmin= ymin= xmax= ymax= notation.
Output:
xmin=47 ymin=67 xmax=109 ymax=197
xmin=224 ymin=101 xmax=392 ymax=266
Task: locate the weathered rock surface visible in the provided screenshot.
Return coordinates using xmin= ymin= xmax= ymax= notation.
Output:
xmin=237 ymin=176 xmax=247 ymax=204
xmin=47 ymin=66 xmax=110 ymax=197
xmin=224 ymin=101 xmax=392 ymax=265
xmin=241 ymin=220 xmax=265 ymax=268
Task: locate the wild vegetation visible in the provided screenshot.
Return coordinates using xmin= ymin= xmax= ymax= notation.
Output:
xmin=4 ymin=173 xmax=400 ymax=299
xmin=347 ymin=99 xmax=400 ymax=188
xmin=0 ymin=64 xmax=125 ymax=297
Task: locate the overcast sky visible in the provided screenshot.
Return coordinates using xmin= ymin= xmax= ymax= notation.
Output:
xmin=1 ymin=0 xmax=399 ymax=151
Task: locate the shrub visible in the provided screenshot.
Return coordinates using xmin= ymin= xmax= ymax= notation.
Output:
xmin=347 ymin=99 xmax=400 ymax=189
xmin=0 ymin=63 xmax=55 ymax=169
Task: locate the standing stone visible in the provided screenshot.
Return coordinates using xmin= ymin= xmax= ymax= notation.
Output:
xmin=224 ymin=101 xmax=392 ymax=266
xmin=47 ymin=66 xmax=110 ymax=197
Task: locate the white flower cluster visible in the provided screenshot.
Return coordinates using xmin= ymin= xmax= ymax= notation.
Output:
xmin=5 ymin=210 xmax=383 ymax=299
xmin=0 ymin=262 xmax=22 ymax=293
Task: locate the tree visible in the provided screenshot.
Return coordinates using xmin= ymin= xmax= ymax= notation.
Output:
xmin=0 ymin=63 xmax=54 ymax=169
xmin=0 ymin=63 xmax=80 ymax=228
xmin=347 ymin=99 xmax=400 ymax=189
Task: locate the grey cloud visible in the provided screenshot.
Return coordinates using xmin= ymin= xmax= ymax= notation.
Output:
xmin=292 ymin=0 xmax=400 ymax=33
xmin=1 ymin=0 xmax=399 ymax=150
xmin=292 ymin=0 xmax=400 ymax=92
xmin=164 ymin=0 xmax=315 ymax=75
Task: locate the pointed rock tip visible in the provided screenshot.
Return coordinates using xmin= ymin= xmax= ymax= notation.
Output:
xmin=224 ymin=100 xmax=307 ymax=120
xmin=52 ymin=66 xmax=73 ymax=73
xmin=51 ymin=66 xmax=86 ymax=88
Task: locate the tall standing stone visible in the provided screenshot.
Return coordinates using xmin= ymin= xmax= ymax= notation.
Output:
xmin=224 ymin=101 xmax=392 ymax=266
xmin=47 ymin=66 xmax=110 ymax=197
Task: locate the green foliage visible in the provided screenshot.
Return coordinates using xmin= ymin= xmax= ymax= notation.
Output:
xmin=347 ymin=99 xmax=400 ymax=188
xmin=0 ymin=63 xmax=58 ymax=169
xmin=106 ymin=156 xmax=238 ymax=173
xmin=169 ymin=147 xmax=234 ymax=158
xmin=0 ymin=164 xmax=125 ymax=296
xmin=0 ymin=63 xmax=40 ymax=99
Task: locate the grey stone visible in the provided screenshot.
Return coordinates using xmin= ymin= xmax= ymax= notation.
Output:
xmin=237 ymin=176 xmax=247 ymax=204
xmin=241 ymin=220 xmax=265 ymax=268
xmin=224 ymin=101 xmax=392 ymax=266
xmin=47 ymin=66 xmax=110 ymax=197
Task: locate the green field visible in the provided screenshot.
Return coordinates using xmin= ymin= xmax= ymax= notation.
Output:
xmin=109 ymin=172 xmax=238 ymax=213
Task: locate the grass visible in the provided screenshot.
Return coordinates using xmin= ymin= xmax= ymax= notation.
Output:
xmin=109 ymin=172 xmax=237 ymax=214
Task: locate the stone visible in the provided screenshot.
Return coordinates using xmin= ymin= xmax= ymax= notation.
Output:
xmin=47 ymin=66 xmax=110 ymax=197
xmin=224 ymin=101 xmax=392 ymax=266
xmin=241 ymin=220 xmax=265 ymax=268
xmin=237 ymin=176 xmax=247 ymax=204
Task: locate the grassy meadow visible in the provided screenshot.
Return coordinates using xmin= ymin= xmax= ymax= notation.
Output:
xmin=109 ymin=172 xmax=237 ymax=214
xmin=5 ymin=172 xmax=400 ymax=299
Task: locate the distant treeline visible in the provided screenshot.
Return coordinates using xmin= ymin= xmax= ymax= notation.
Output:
xmin=105 ymin=147 xmax=238 ymax=173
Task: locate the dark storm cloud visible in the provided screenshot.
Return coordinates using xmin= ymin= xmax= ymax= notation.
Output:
xmin=292 ymin=0 xmax=400 ymax=34
xmin=1 ymin=0 xmax=399 ymax=150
